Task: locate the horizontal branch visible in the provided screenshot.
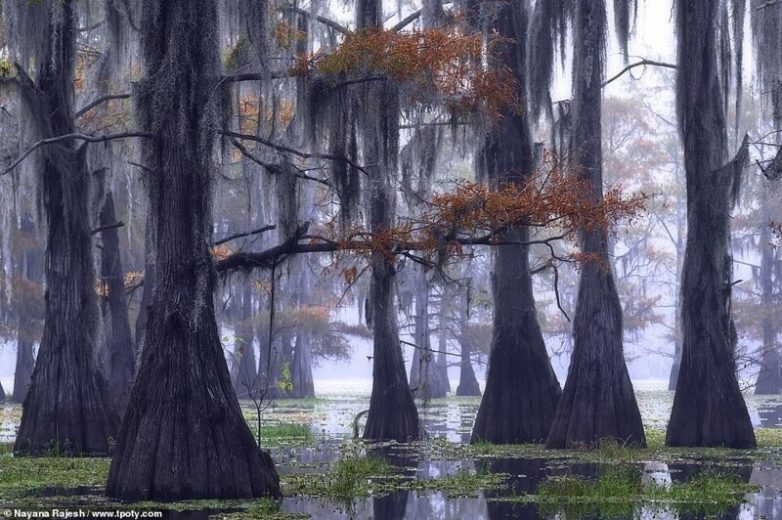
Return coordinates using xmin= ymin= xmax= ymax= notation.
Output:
xmin=216 ymin=229 xmax=568 ymax=273
xmin=92 ymin=221 xmax=125 ymax=235
xmin=1 ymin=131 xmax=158 ymax=177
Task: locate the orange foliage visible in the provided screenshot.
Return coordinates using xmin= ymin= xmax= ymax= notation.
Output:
xmin=274 ymin=21 xmax=307 ymax=51
xmin=212 ymin=244 xmax=233 ymax=261
xmin=317 ymin=153 xmax=645 ymax=269
xmin=295 ymin=27 xmax=520 ymax=118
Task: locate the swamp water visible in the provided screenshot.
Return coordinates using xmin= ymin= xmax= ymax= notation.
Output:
xmin=2 ymin=390 xmax=782 ymax=519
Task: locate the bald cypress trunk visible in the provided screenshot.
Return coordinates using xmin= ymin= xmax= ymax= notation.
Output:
xmin=410 ymin=269 xmax=448 ymax=399
xmin=456 ymin=288 xmax=481 ymax=397
xmin=233 ymin=281 xmax=259 ymax=399
xmin=755 ymin=193 xmax=780 ymax=394
xmin=106 ymin=0 xmax=280 ymax=500
xmin=360 ymin=0 xmax=420 ymax=442
xmin=471 ymin=0 xmax=561 ymax=444
xmin=546 ymin=0 xmax=645 ymax=449
xmin=12 ymin=214 xmax=42 ymax=404
xmin=99 ymin=191 xmax=136 ymax=414
xmin=666 ymin=0 xmax=755 ymax=448
xmin=13 ymin=0 xmax=119 ymax=456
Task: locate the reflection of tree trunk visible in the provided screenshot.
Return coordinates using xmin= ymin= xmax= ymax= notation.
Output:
xmin=472 ymin=0 xmax=561 ymax=444
xmin=12 ymin=215 xmax=41 ymax=404
xmin=14 ymin=0 xmax=119 ymax=456
xmin=755 ymin=192 xmax=780 ymax=394
xmin=106 ymin=0 xmax=280 ymax=500
xmin=372 ymin=490 xmax=409 ymax=520
xmin=666 ymin=0 xmax=755 ymax=449
xmin=547 ymin=0 xmax=644 ymax=448
xmin=99 ymin=190 xmax=137 ymax=414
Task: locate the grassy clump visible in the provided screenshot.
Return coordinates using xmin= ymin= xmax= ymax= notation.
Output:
xmin=535 ymin=464 xmax=756 ymax=518
xmin=261 ymin=423 xmax=315 ymax=443
xmin=283 ymin=454 xmax=393 ymax=500
xmin=0 ymin=455 xmax=110 ymax=498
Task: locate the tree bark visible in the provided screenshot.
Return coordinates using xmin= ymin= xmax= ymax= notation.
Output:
xmin=106 ymin=0 xmax=280 ymax=500
xmin=471 ymin=0 xmax=561 ymax=444
xmin=359 ymin=0 xmax=420 ymax=442
xmin=666 ymin=0 xmax=756 ymax=449
xmin=13 ymin=0 xmax=119 ymax=456
xmin=99 ymin=190 xmax=137 ymax=414
xmin=456 ymin=287 xmax=481 ymax=396
xmin=546 ymin=0 xmax=645 ymax=449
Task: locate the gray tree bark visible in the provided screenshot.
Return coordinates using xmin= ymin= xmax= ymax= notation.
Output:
xmin=13 ymin=0 xmax=119 ymax=456
xmin=471 ymin=0 xmax=561 ymax=444
xmin=546 ymin=0 xmax=645 ymax=449
xmin=106 ymin=0 xmax=280 ymax=499
xmin=666 ymin=0 xmax=755 ymax=448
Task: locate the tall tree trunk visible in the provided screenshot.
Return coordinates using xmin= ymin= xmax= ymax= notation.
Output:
xmin=360 ymin=0 xmax=420 ymax=442
xmin=99 ymin=190 xmax=137 ymax=414
xmin=410 ymin=269 xmax=448 ymax=399
xmin=456 ymin=284 xmax=481 ymax=396
xmin=289 ymin=262 xmax=315 ymax=398
xmin=13 ymin=0 xmax=119 ymax=456
xmin=233 ymin=280 xmax=259 ymax=399
xmin=471 ymin=0 xmax=561 ymax=444
xmin=106 ymin=0 xmax=280 ymax=500
xmin=290 ymin=332 xmax=315 ymax=398
xmin=666 ymin=0 xmax=755 ymax=448
xmin=546 ymin=0 xmax=645 ymax=449
xmin=755 ymin=192 xmax=780 ymax=394
xmin=12 ymin=214 xmax=42 ymax=404
xmin=668 ymin=199 xmax=686 ymax=391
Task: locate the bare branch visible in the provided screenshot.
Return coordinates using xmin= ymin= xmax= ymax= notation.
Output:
xmin=76 ymin=93 xmax=131 ymax=119
xmin=1 ymin=131 xmax=158 ymax=177
xmin=220 ymin=130 xmax=368 ymax=174
xmin=92 ymin=221 xmax=125 ymax=235
xmin=214 ymin=225 xmax=277 ymax=246
xmin=601 ymin=59 xmax=676 ymax=89
xmin=285 ymin=6 xmax=350 ymax=34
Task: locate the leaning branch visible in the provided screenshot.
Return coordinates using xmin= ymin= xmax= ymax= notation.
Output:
xmin=214 ymin=225 xmax=277 ymax=246
xmin=221 ymin=130 xmax=368 ymax=174
xmin=285 ymin=6 xmax=350 ymax=34
xmin=1 ymin=131 xmax=158 ymax=176
xmin=75 ymin=93 xmax=131 ymax=118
